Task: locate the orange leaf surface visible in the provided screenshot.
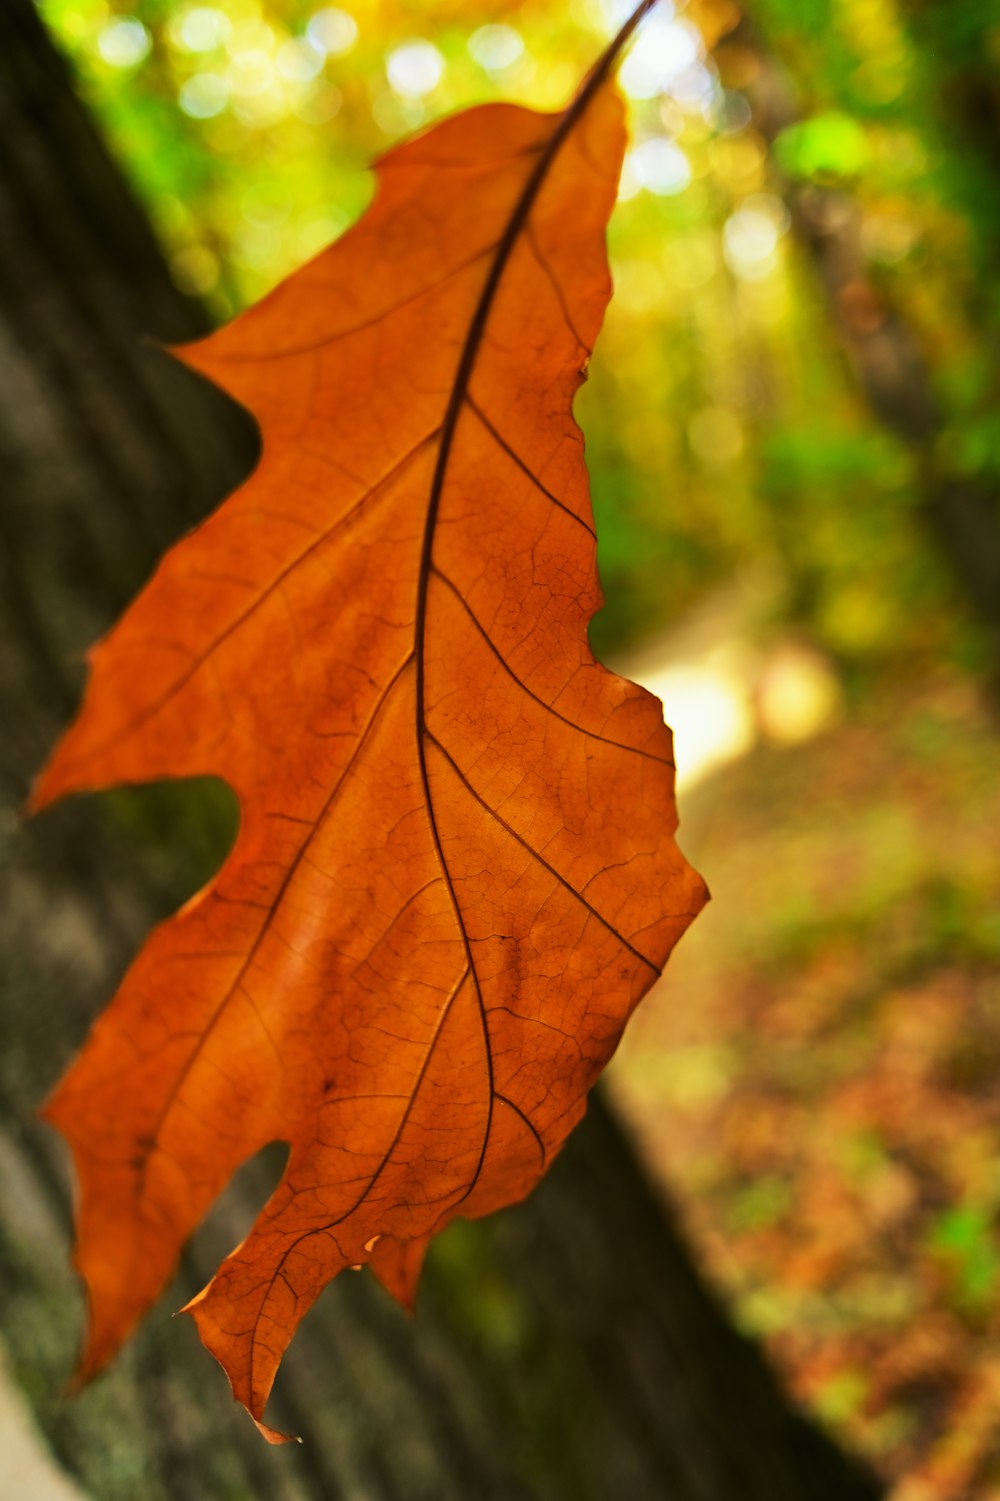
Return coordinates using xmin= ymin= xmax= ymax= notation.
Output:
xmin=34 ymin=4 xmax=706 ymax=1441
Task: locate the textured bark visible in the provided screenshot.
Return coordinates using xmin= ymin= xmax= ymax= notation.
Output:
xmin=0 ymin=3 xmax=882 ymax=1496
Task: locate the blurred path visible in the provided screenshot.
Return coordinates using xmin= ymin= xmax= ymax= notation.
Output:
xmin=0 ymin=1345 xmax=88 ymax=1501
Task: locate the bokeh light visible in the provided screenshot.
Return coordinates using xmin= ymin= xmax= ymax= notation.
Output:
xmin=468 ymin=24 xmax=524 ymax=74
xmin=96 ymin=15 xmax=150 ymax=67
xmin=306 ymin=7 xmax=358 ymax=58
xmin=386 ymin=39 xmax=444 ymax=100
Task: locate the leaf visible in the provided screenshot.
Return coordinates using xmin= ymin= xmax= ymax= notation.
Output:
xmin=33 ymin=3 xmax=706 ymax=1441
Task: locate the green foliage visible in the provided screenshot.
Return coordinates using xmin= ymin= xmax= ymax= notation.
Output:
xmin=37 ymin=0 xmax=997 ymax=675
xmin=774 ymin=112 xmax=869 ymax=180
xmin=929 ymin=1205 xmax=1000 ymax=1313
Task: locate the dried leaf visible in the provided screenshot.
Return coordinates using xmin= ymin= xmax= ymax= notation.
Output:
xmin=35 ymin=7 xmax=706 ymax=1439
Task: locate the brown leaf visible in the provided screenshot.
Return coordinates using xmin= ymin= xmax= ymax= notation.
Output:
xmin=34 ymin=5 xmax=706 ymax=1440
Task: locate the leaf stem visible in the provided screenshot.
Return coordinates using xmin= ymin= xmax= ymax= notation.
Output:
xmin=587 ymin=0 xmax=664 ymax=93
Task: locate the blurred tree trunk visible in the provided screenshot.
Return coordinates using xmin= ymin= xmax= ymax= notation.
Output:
xmin=735 ymin=12 xmax=1000 ymax=659
xmin=0 ymin=3 xmax=883 ymax=1497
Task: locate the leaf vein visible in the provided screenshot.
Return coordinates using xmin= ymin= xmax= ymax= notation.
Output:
xmin=426 ymin=730 xmax=660 ymax=975
xmin=135 ymin=651 xmax=416 ymax=1189
xmin=464 ymin=394 xmax=596 ymax=537
xmin=430 ymin=564 xmax=672 ymax=766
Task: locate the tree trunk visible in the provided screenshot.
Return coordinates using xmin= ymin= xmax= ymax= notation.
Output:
xmin=737 ymin=15 xmax=1000 ymax=659
xmin=0 ymin=4 xmax=882 ymax=1497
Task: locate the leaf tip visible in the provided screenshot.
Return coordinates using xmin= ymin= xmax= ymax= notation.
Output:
xmin=25 ymin=764 xmax=59 ymax=817
xmin=179 ymin=1282 xmax=300 ymax=1442
xmin=368 ymin=1233 xmax=429 ymax=1315
xmin=252 ymin=1416 xmax=302 ymax=1446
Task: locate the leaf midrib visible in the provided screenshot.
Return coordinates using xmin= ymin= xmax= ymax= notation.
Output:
xmin=407 ymin=0 xmax=662 ymax=1235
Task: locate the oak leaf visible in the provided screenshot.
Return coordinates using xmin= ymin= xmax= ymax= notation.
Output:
xmin=34 ymin=4 xmax=706 ymax=1441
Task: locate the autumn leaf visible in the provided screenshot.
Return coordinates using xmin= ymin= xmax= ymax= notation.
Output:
xmin=33 ymin=0 xmax=706 ymax=1441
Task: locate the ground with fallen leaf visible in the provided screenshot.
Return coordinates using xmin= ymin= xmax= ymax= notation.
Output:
xmin=612 ymin=668 xmax=1000 ymax=1500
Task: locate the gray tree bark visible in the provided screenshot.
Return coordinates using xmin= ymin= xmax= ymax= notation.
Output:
xmin=0 ymin=3 xmax=883 ymax=1496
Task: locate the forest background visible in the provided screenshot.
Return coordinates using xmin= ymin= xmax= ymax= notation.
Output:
xmin=14 ymin=0 xmax=1000 ymax=1495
